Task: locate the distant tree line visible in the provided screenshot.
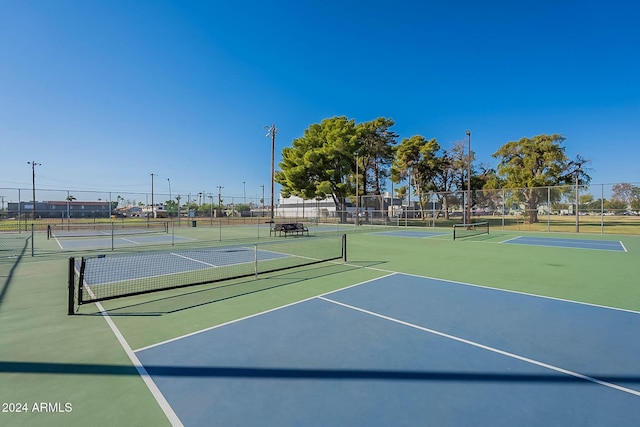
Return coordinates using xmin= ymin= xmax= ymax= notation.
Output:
xmin=275 ymin=116 xmax=592 ymax=223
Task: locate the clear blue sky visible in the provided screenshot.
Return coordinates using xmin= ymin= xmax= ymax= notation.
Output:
xmin=1 ymin=0 xmax=638 ymax=202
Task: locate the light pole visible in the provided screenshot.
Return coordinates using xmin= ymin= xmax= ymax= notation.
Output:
xmin=265 ymin=124 xmax=277 ymax=221
xmin=408 ymin=173 xmax=412 ymax=225
xmin=176 ymin=195 xmax=181 ymax=226
xmin=466 ymin=130 xmax=471 ymax=225
xmin=575 ymin=168 xmax=580 ymax=233
xmin=217 ymin=186 xmax=223 ymax=218
xmin=355 ymin=151 xmax=359 ymax=226
xmin=150 ymin=173 xmax=155 ymax=218
xmin=27 ymin=161 xmax=41 ymax=220
xmin=167 ymin=178 xmax=172 ymax=216
xmin=243 ymin=181 xmax=246 ymax=205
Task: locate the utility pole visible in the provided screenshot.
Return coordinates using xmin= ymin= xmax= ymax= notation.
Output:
xmin=355 ymin=152 xmax=359 ymax=226
xmin=27 ymin=161 xmax=41 ymax=220
xmin=217 ymin=186 xmax=223 ymax=218
xmin=265 ymin=124 xmax=277 ymax=221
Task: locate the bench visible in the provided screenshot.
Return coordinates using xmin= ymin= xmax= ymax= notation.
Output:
xmin=270 ymin=222 xmax=309 ymax=237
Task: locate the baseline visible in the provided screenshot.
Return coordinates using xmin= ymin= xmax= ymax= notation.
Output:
xmin=501 ymin=236 xmax=626 ymax=252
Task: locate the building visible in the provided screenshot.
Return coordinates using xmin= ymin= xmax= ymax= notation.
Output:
xmin=7 ymin=200 xmax=115 ymax=219
xmin=276 ymin=194 xmax=417 ymax=220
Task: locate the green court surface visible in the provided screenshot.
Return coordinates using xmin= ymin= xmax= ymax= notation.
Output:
xmin=1 ymin=226 xmax=639 ymax=426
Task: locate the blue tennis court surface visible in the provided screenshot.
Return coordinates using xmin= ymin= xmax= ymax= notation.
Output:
xmin=54 ymin=233 xmax=192 ymax=250
xmin=134 ymin=274 xmax=640 ymax=426
xmin=373 ymin=230 xmax=448 ymax=238
xmin=502 ymin=236 xmax=626 ymax=252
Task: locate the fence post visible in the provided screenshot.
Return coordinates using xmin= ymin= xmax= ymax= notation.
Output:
xmin=600 ymin=184 xmax=605 ymax=235
xmin=547 ymin=186 xmax=551 ymax=232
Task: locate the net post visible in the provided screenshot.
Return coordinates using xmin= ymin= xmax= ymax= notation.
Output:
xmin=342 ymin=233 xmax=347 ymax=262
xmin=78 ymin=257 xmax=86 ymax=306
xmin=254 ymin=243 xmax=258 ymax=279
xmin=68 ymin=257 xmax=75 ymax=315
xmin=47 ymin=224 xmax=51 ymax=240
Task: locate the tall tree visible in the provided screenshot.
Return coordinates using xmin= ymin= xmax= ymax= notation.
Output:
xmin=419 ymin=141 xmax=478 ymax=220
xmin=611 ymin=182 xmax=640 ymax=212
xmin=390 ymin=135 xmax=440 ymax=215
xmin=489 ymin=133 xmax=590 ymax=223
xmin=275 ymin=116 xmax=358 ymax=222
xmin=356 ymin=117 xmax=398 ymax=196
xmin=611 ymin=183 xmax=637 ymax=205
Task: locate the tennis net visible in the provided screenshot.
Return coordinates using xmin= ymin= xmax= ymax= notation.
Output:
xmin=68 ymin=233 xmax=346 ymax=313
xmin=452 ymin=222 xmax=489 ymax=240
xmin=49 ymin=221 xmax=168 ymax=239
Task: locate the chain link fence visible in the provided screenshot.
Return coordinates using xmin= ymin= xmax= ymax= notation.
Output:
xmin=1 ymin=183 xmax=639 ymax=257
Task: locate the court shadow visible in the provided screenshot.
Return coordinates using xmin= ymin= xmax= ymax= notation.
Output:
xmin=97 ymin=262 xmax=384 ymax=316
xmin=2 ymin=360 xmax=639 ymax=387
xmin=344 ymin=260 xmax=388 ymax=268
xmin=0 ymin=235 xmax=30 ymax=310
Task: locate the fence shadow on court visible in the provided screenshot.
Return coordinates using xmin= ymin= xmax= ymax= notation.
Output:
xmin=0 ymin=235 xmax=30 ymax=310
xmin=2 ymin=360 xmax=639 ymax=387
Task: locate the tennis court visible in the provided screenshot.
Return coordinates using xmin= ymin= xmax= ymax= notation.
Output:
xmin=47 ymin=222 xmax=193 ymax=250
xmin=1 ymin=225 xmax=639 ymax=426
xmin=134 ymin=273 xmax=640 ymax=426
xmin=53 ymin=234 xmax=193 ymax=250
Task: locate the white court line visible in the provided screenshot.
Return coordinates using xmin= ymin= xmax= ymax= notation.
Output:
xmin=134 ymin=272 xmax=396 ymax=353
xmin=502 ymin=241 xmax=625 ymax=252
xmin=135 ymin=260 xmax=639 ymax=351
xmin=500 ymin=236 xmax=627 ymax=252
xmin=348 ymin=268 xmax=640 ymax=316
xmin=135 ymin=255 xmax=640 ymax=353
xmin=85 ymin=288 xmax=183 ymax=426
xmin=170 ymin=252 xmax=218 ymax=267
xmin=170 ymin=247 xmax=293 ymax=269
xmin=120 ymin=237 xmax=141 ymax=245
xmin=498 ymin=236 xmax=522 ymax=244
xmin=53 ymin=236 xmax=64 ymax=249
xmin=318 ymin=295 xmax=640 ymax=398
